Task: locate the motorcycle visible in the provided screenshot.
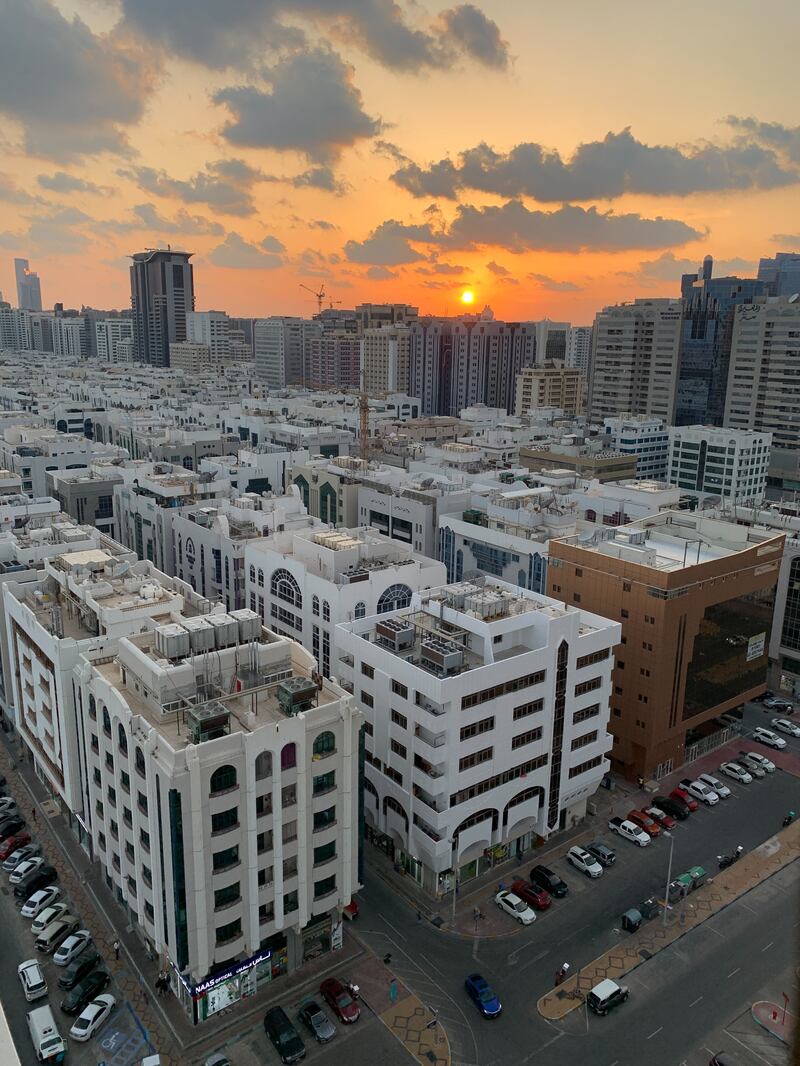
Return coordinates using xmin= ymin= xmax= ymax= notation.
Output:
xmin=717 ymin=845 xmax=743 ymax=869
xmin=782 ymin=811 xmax=795 ymax=827
xmin=345 ymin=981 xmax=360 ymax=1000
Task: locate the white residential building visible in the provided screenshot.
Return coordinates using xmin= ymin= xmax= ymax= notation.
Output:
xmin=668 ymin=425 xmax=772 ymax=504
xmin=601 ymin=416 xmax=670 ymax=480
xmin=51 ymin=317 xmax=86 ymax=359
xmin=0 ymin=427 xmax=127 ymax=497
xmin=245 ymin=526 xmax=447 ymax=678
xmin=357 ymin=470 xmax=472 ymax=558
xmin=95 ymin=319 xmax=134 ymax=363
xmin=566 ymin=325 xmax=593 ymax=376
xmin=187 ymin=310 xmax=230 ymax=363
xmin=336 ymin=578 xmax=620 ymax=895
xmin=254 ymin=318 xmax=318 ymax=388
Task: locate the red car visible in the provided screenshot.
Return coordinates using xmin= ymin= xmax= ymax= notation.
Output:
xmin=320 ymin=977 xmax=360 ymax=1024
xmin=510 ymin=879 xmax=552 ymax=910
xmin=0 ymin=831 xmax=31 ymax=860
xmin=670 ymin=786 xmax=699 ymax=812
xmin=627 ymin=810 xmax=661 ymax=837
xmin=644 ymin=806 xmax=676 ymax=831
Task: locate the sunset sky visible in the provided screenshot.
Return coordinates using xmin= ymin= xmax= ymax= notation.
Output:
xmin=1 ymin=0 xmax=799 ymax=322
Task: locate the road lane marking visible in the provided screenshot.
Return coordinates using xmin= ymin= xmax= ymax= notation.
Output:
xmin=724 ymin=1029 xmax=773 ymax=1065
xmin=646 ymin=1026 xmax=663 ymax=1039
xmin=737 ymin=900 xmax=757 ymax=915
xmin=727 ymin=967 xmax=741 ymax=978
xmin=761 ymin=941 xmax=774 ymax=951
xmin=377 ymin=915 xmax=407 ymax=940
xmin=706 ymin=924 xmax=725 ymax=938
xmin=689 ymin=995 xmax=703 ymax=1007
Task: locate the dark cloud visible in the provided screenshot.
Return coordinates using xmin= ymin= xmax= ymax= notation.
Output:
xmin=726 ymin=116 xmax=800 ymax=163
xmin=261 ymin=235 xmax=286 ymax=253
xmin=37 ymin=171 xmax=108 ymax=195
xmin=626 ymin=251 xmax=756 ymax=283
xmin=121 ymin=159 xmax=265 ymax=216
xmin=527 ymin=273 xmax=582 ymax=292
xmin=486 ymin=260 xmax=509 ymax=276
xmin=366 ymin=265 xmax=397 ymax=280
xmin=103 ymin=203 xmax=224 ymax=235
xmin=438 ymin=4 xmax=509 ymax=69
xmin=771 ymin=234 xmax=800 ymax=246
xmin=309 ymin=219 xmax=337 ymax=230
xmin=0 ymin=173 xmax=40 ymax=204
xmin=392 ymin=128 xmax=799 ymax=202
xmin=215 ymin=49 xmax=381 ymax=163
xmin=344 ymin=219 xmax=438 ymax=264
xmin=291 ymin=166 xmax=347 ymax=194
xmin=208 ymin=232 xmax=284 ymax=269
xmin=0 ymin=0 xmax=158 ymax=159
xmin=26 ymin=206 xmax=93 ymax=254
xmin=416 ymin=261 xmax=466 ymax=275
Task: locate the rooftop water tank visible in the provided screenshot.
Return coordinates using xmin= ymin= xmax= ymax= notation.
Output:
xmin=181 ymin=616 xmax=215 ymax=653
xmin=205 ymin=612 xmax=239 ymax=649
xmin=155 ymin=623 xmax=190 ymax=661
xmin=229 ymin=608 xmax=261 ymax=642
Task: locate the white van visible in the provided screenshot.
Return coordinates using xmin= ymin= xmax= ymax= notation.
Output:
xmin=18 ymin=958 xmax=48 ymax=1001
xmin=27 ymin=1004 xmax=65 ymax=1062
xmin=36 ymin=915 xmax=78 ymax=954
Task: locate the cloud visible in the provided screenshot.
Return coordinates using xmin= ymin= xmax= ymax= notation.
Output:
xmin=771 ymin=234 xmax=800 ymax=246
xmin=344 ymin=219 xmax=438 ymax=264
xmin=208 ymin=232 xmax=284 ymax=269
xmin=441 ymin=201 xmax=703 ymax=252
xmin=116 ymin=0 xmax=509 ymax=73
xmin=291 ymin=166 xmax=347 ymax=194
xmin=438 ymin=4 xmax=509 ymax=69
xmin=416 ymin=261 xmax=466 ymax=275
xmin=309 ymin=219 xmax=336 ymax=231
xmin=725 ymin=116 xmax=800 ymax=163
xmin=630 ymin=251 xmax=757 ymax=282
xmin=527 ymin=273 xmax=582 ymax=292
xmin=392 ymin=128 xmax=799 ymax=202
xmin=103 ymin=203 xmax=224 ymax=235
xmin=366 ymin=265 xmax=398 ymax=280
xmin=37 ymin=171 xmax=108 ymax=195
xmin=0 ymin=0 xmax=158 ymax=159
xmin=26 ymin=206 xmax=93 ymax=254
xmin=486 ymin=260 xmax=509 ymax=276
xmin=0 ymin=173 xmax=39 ymax=204
xmin=261 ymin=235 xmax=286 ymax=253
xmin=0 ymin=231 xmax=25 ymax=249
xmin=214 ymin=48 xmax=381 ymax=163
xmin=121 ymin=158 xmax=266 ymax=216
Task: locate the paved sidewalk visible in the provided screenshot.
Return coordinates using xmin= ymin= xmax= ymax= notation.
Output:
xmin=752 ymin=1000 xmax=796 ymax=1046
xmin=537 ymin=819 xmax=800 ymax=1020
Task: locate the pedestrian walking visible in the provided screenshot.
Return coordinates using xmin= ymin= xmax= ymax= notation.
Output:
xmin=113 ymin=939 xmax=120 ymax=961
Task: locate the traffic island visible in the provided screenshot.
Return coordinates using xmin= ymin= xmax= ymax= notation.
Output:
xmin=752 ymin=1000 xmax=796 ymax=1046
xmin=537 ymin=820 xmax=800 ymax=1021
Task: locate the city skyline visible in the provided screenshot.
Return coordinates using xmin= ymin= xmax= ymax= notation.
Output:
xmin=1 ymin=1 xmax=799 ymax=319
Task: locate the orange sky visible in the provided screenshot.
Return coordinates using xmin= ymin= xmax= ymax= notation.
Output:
xmin=1 ymin=0 xmax=798 ymax=322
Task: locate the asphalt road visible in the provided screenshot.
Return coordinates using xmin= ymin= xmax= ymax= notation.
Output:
xmin=355 ymin=761 xmax=799 ymax=1066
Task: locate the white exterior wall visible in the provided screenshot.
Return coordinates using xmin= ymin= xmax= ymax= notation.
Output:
xmin=668 ymin=425 xmax=772 ymax=504
xmin=602 ymin=417 xmax=669 ymax=480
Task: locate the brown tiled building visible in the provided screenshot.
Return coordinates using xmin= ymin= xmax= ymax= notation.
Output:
xmin=548 ymin=512 xmax=784 ymax=781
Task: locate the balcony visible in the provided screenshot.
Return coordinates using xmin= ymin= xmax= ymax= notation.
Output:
xmin=338 ymin=654 xmax=354 ymax=670
xmin=412 ymin=813 xmax=443 ymax=842
xmin=413 ymin=754 xmax=445 ymax=781
xmin=415 ymin=693 xmax=445 ymax=718
xmin=413 ymin=784 xmax=447 ymax=814
xmin=414 ymin=723 xmax=446 ymax=749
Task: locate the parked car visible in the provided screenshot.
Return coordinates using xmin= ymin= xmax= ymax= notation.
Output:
xmin=263 ymin=1006 xmax=306 ymax=1064
xmin=36 ymin=915 xmax=80 ymax=955
xmin=762 ymin=696 xmax=793 ymax=713
xmin=644 ymin=806 xmax=676 ymax=830
xmin=0 ymin=831 xmax=32 ymax=862
xmin=13 ymin=864 xmax=57 ymax=899
xmin=30 ymin=903 xmax=71 ymax=935
xmin=529 ymin=864 xmax=568 ymax=898
xmin=752 ymin=690 xmax=774 ymax=704
xmin=320 ymin=977 xmax=360 ymax=1024
xmin=21 ymin=886 xmax=61 ymax=919
xmin=566 ymin=846 xmax=604 ymax=878
xmin=651 ymin=796 xmax=689 ymax=820
xmin=54 ymin=930 xmax=92 ymax=967
xmin=670 ymin=786 xmax=699 ymax=811
xmin=708 ymin=1053 xmax=743 ymax=1065
xmin=719 ymin=762 xmax=753 ymax=784
xmin=739 ymin=750 xmax=774 ymax=773
xmin=771 ymin=718 xmax=800 ymax=738
xmin=464 ymin=973 xmax=502 ymax=1018
xmin=752 ymin=727 xmax=787 ymax=750
xmin=4 ymin=843 xmax=41 ymax=873
xmin=587 ymin=979 xmax=629 ymax=1016
xmin=679 ymin=779 xmax=719 ymax=806
xmin=60 ymin=970 xmax=110 ymax=1016
xmin=18 ymin=959 xmax=48 ymax=1002
xmin=627 ymin=810 xmax=661 ymax=837
xmin=69 ymin=994 xmax=115 ymax=1042
xmin=297 ymin=999 xmax=336 ymax=1044
xmin=607 ymin=817 xmax=650 ymax=847
xmin=9 ymin=856 xmax=45 ymax=884
xmin=0 ymin=797 xmax=18 ymax=817
xmin=0 ymin=815 xmax=25 ymax=841
xmin=735 ymin=756 xmax=765 ymax=778
xmin=495 ymin=889 xmax=537 ymax=923
xmin=58 ymin=948 xmax=101 ymax=991
xmin=510 ymin=879 xmax=551 ymax=910
xmin=698 ymin=773 xmax=731 ymax=799
xmin=585 ymin=841 xmax=616 ymax=867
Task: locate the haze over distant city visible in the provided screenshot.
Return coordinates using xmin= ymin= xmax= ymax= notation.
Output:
xmin=1 ymin=0 xmax=800 ymax=318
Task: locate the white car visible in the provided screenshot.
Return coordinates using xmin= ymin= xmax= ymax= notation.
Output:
xmin=608 ymin=818 xmax=651 ymax=846
xmin=681 ymin=780 xmax=719 ymax=805
xmin=720 ymin=761 xmax=752 ymax=784
xmin=30 ymin=902 xmax=70 ymax=935
xmin=698 ymin=773 xmax=731 ymax=799
xmin=20 ymin=885 xmax=61 ymax=918
xmin=53 ymin=930 xmax=92 ymax=966
xmin=9 ymin=856 xmax=44 ymax=884
xmin=494 ymin=890 xmax=536 ymax=925
xmin=763 ymin=697 xmax=794 ymax=712
xmin=69 ymin=994 xmax=116 ymax=1042
xmin=752 ymin=727 xmax=787 ymax=750
xmin=3 ymin=843 xmax=40 ymax=872
xmin=566 ymin=846 xmax=604 ymax=878
xmin=740 ymin=750 xmax=775 ymax=773
xmin=771 ymin=718 xmax=800 ymax=738
xmin=0 ymin=797 xmax=18 ymax=815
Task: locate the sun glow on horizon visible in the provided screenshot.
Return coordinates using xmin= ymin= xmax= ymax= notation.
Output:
xmin=460 ymin=289 xmax=475 ymax=305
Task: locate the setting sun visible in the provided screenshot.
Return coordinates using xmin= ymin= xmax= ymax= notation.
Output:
xmin=460 ymin=289 xmax=475 ymax=305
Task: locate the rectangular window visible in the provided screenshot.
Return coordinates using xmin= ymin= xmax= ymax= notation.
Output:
xmin=214 ymin=882 xmax=241 ymax=909
xmin=569 ymin=756 xmax=603 ymax=779
xmin=574 ymin=677 xmax=602 ymax=697
xmin=313 ymin=771 xmax=335 ymax=795
xmin=391 ymin=679 xmax=408 ymax=699
xmin=571 ymin=730 xmax=598 ymax=751
xmin=211 ymin=807 xmax=238 ymax=834
xmin=314 ymin=840 xmax=336 ymax=865
xmin=461 ymin=671 xmax=545 ymax=709
xmin=391 ymin=709 xmax=407 ymax=729
xmin=363 ymin=721 xmax=374 ymax=737
xmin=513 ymin=698 xmax=544 ymax=721
xmin=283 ymin=890 xmax=299 ymax=913
xmin=361 ymin=662 xmax=374 ymax=679
xmin=573 ymin=703 xmax=600 ymax=724
xmin=460 ymin=716 xmax=494 ymax=741
xmin=458 ymin=746 xmax=493 ymax=772
xmin=282 ymin=820 xmax=298 ymax=843
xmin=361 ymin=690 xmax=374 ymax=708
xmin=257 ymin=831 xmax=273 ymax=854
xmin=512 ymin=727 xmax=543 ymax=749
xmin=313 ymin=807 xmax=336 ymax=831
xmin=216 ymin=918 xmax=242 ymax=945
xmin=256 ymin=794 xmax=272 ymax=818
xmin=390 ymin=738 xmax=407 ymax=759
xmin=314 ymin=875 xmax=336 ymax=900
xmin=449 ymin=753 xmax=548 ymax=806
xmin=384 ymin=765 xmax=403 ymax=786
xmin=576 ymin=648 xmax=610 ymax=669
xmin=212 ymin=845 xmax=239 ymax=871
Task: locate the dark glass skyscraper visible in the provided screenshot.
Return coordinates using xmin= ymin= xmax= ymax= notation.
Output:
xmin=129 ymin=249 xmax=194 ymax=366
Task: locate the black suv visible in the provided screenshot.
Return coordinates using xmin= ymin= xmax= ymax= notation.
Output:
xmin=0 ymin=815 xmax=25 ymax=841
xmin=651 ymin=795 xmax=689 ymax=821
xmin=264 ymin=1006 xmax=306 ymax=1064
xmin=586 ymin=841 xmax=616 ymax=867
xmin=13 ymin=864 xmax=57 ymax=899
xmin=530 ymin=864 xmax=568 ymax=898
xmin=58 ymin=948 xmax=102 ymax=990
xmin=60 ymin=969 xmax=110 ymax=1015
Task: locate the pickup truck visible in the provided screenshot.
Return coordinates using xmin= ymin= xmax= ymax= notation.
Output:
xmin=607 ymin=817 xmax=650 ymax=847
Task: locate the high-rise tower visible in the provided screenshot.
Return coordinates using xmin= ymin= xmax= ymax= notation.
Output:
xmin=129 ymin=249 xmax=194 ymax=366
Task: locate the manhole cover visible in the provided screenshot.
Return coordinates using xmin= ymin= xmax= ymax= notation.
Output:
xmin=639 ymin=949 xmax=652 ymax=960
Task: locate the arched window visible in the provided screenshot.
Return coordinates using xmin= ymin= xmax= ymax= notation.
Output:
xmin=312 ymin=595 xmax=320 ymax=617
xmin=294 ymin=475 xmax=310 ymax=510
xmin=135 ymin=747 xmax=146 ymax=779
xmin=281 ymin=743 xmax=297 ymax=771
xmin=102 ymin=706 xmax=111 ymax=738
xmin=255 ymin=752 xmax=272 ymax=781
xmin=88 ymin=694 xmax=97 ymax=720
xmin=377 ymin=583 xmax=412 ymax=614
xmin=210 ymin=765 xmax=238 ymax=794
xmin=313 ymin=731 xmax=336 ymax=757
xmin=517 ymin=569 xmax=527 ymax=589
xmin=185 ymin=538 xmax=195 ymax=567
xmin=271 ymin=568 xmax=302 ymax=608
xmin=322 ymin=600 xmax=330 ymax=622
xmin=320 ymin=483 xmax=337 ymax=525
xmin=118 ymin=724 xmax=128 ymax=757
xmin=354 ymin=602 xmax=366 ymax=620
xmin=249 ymin=565 xmax=256 ymax=584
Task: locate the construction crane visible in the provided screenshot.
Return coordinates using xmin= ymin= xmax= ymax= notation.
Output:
xmin=313 ymin=383 xmax=372 ymax=461
xmin=300 ymin=283 xmax=326 ymax=313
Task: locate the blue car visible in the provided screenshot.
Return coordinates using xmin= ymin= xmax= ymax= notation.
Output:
xmin=464 ymin=973 xmax=502 ymax=1018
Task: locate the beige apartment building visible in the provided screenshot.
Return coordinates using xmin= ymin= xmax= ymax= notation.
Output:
xmin=514 ymin=363 xmax=585 ymax=417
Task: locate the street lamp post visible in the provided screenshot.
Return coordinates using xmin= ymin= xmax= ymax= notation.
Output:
xmin=662 ymin=830 xmax=674 ymax=926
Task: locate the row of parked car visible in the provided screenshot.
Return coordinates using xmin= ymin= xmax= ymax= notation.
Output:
xmin=0 ymin=777 xmax=116 ymax=1057
xmin=262 ymin=976 xmax=362 ymax=1064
